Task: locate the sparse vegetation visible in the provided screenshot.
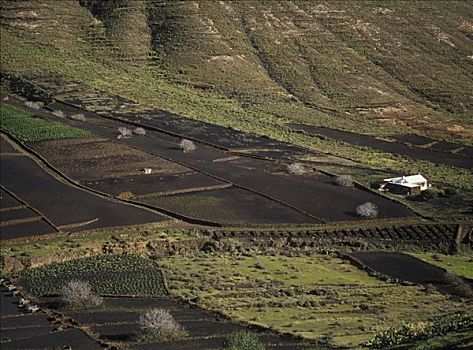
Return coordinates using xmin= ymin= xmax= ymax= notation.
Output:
xmin=221 ymin=331 xmax=266 ymax=350
xmin=366 ymin=313 xmax=473 ymax=348
xmin=443 ymin=272 xmax=473 ymax=298
xmin=161 ymin=253 xmax=472 ymax=348
xmin=138 ymin=308 xmax=186 ymax=342
xmin=287 ymin=163 xmax=305 ymax=176
xmin=61 ymin=279 xmax=103 ymax=309
xmin=179 ymin=139 xmax=196 ymax=153
xmin=335 ymin=175 xmax=354 ymax=187
xmin=356 ymin=202 xmax=379 ymax=218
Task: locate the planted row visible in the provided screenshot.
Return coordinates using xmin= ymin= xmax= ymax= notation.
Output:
xmin=0 ymin=104 xmax=92 ymax=142
xmin=18 ymin=254 xmax=166 ymax=297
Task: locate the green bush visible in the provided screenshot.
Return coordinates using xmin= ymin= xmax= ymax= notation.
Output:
xmin=366 ymin=313 xmax=473 ymax=348
xmin=221 ymin=331 xmax=266 ymax=350
xmin=420 ymin=189 xmax=437 ymax=200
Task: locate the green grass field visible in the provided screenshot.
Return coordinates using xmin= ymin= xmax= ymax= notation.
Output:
xmin=160 ymin=253 xmax=473 ymax=348
xmin=0 ymin=104 xmax=92 ymax=142
xmin=412 ymin=253 xmax=473 ymax=279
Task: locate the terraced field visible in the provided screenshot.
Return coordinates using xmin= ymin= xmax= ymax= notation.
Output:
xmin=1 ymin=283 xmax=102 ymax=349
xmin=5 ymin=99 xmax=417 ymax=225
xmin=1 ymin=2 xmax=472 ymax=349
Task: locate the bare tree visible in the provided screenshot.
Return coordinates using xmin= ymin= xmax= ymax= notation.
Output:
xmin=335 ymin=175 xmax=354 ymax=187
xmin=138 ymin=308 xmax=186 ymax=342
xmin=287 ymin=163 xmax=305 ymax=176
xmin=62 ymin=280 xmax=102 ymax=309
xmin=117 ymin=127 xmax=132 ymax=138
xmin=133 ymin=127 xmax=146 ymax=135
xmin=52 ymin=110 xmax=65 ymax=118
xmin=356 ymin=202 xmax=378 ymax=218
xmin=179 ymin=139 xmax=196 ymax=153
xmin=24 ymin=101 xmax=40 ymax=110
xmin=69 ymin=113 xmax=86 ymax=122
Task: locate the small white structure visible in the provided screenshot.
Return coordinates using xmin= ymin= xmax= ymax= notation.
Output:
xmin=380 ymin=174 xmax=429 ymax=196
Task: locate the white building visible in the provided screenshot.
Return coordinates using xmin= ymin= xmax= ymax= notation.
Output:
xmin=380 ymin=174 xmax=429 ymax=196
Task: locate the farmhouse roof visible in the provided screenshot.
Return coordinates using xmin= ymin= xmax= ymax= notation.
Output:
xmin=383 ymin=174 xmax=427 ymax=187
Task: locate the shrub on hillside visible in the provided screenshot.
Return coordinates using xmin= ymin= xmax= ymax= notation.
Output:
xmin=221 ymin=331 xmax=266 ymax=350
xmin=420 ymin=189 xmax=437 ymax=201
xmin=24 ymin=101 xmax=40 ymax=110
xmin=52 ymin=110 xmax=65 ymax=118
xmin=334 ymin=175 xmax=354 ymax=186
xmin=287 ymin=163 xmax=305 ymax=175
xmin=117 ymin=126 xmax=132 ymax=138
xmin=133 ymin=127 xmax=146 ymax=135
xmin=443 ymin=272 xmax=473 ymax=298
xmin=356 ymin=202 xmax=378 ymax=218
xmin=62 ymin=280 xmax=102 ymax=309
xmin=69 ymin=113 xmax=86 ymax=122
xmin=179 ymin=139 xmax=196 ymax=153
xmin=138 ymin=308 xmax=186 ymax=342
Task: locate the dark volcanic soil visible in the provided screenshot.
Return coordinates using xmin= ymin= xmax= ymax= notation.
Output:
xmin=289 ymin=124 xmax=472 ymax=169
xmin=349 ymin=251 xmax=450 ymax=284
xmin=0 ymin=147 xmax=165 ymax=234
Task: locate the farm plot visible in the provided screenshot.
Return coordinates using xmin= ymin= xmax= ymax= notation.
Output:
xmin=57 ymin=121 xmax=414 ymax=223
xmin=177 ymin=156 xmax=415 ymax=222
xmin=8 ymin=98 xmax=416 ymax=224
xmin=348 ymin=251 xmax=469 ymax=285
xmin=0 ymin=186 xmax=59 ymax=241
xmin=140 ymin=187 xmax=317 ymax=225
xmin=0 ymin=104 xmax=92 ymax=142
xmin=31 ymin=137 xmax=188 ymax=182
xmin=38 ymin=296 xmax=312 ymax=350
xmin=412 ymin=253 xmax=473 ymax=280
xmin=0 ymin=148 xmax=165 ymax=233
xmin=0 ymin=286 xmax=102 ymax=350
xmin=288 ymin=123 xmax=473 ymax=170
xmin=392 ymin=134 xmax=473 ymax=159
xmin=18 ymin=254 xmax=166 ymax=297
xmin=160 ymin=253 xmax=473 ymax=348
xmin=1 ymin=134 xmax=19 ymax=153
xmin=1 ymin=219 xmax=58 ymax=241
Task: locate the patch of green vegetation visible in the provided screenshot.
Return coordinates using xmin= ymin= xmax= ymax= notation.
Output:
xmin=18 ymin=254 xmax=166 ymax=297
xmin=160 ymin=253 xmax=472 ymax=348
xmin=411 ymin=253 xmax=473 ymax=279
xmin=366 ymin=313 xmax=472 ymax=349
xmin=1 ymin=225 xmax=198 ymax=275
xmin=0 ymin=104 xmax=92 ymax=142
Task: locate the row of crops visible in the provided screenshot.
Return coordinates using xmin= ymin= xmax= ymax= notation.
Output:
xmin=0 ymin=104 xmax=91 ymax=142
xmin=18 ymin=254 xmax=166 ymax=297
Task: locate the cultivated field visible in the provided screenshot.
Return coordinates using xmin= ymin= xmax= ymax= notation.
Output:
xmin=1 ymin=2 xmax=472 ymax=348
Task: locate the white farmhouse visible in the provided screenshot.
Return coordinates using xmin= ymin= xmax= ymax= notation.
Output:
xmin=380 ymin=174 xmax=429 ymax=196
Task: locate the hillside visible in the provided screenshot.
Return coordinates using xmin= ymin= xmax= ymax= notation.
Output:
xmin=1 ymin=0 xmax=472 ymax=139
xmin=1 ymin=0 xmax=473 ymax=200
